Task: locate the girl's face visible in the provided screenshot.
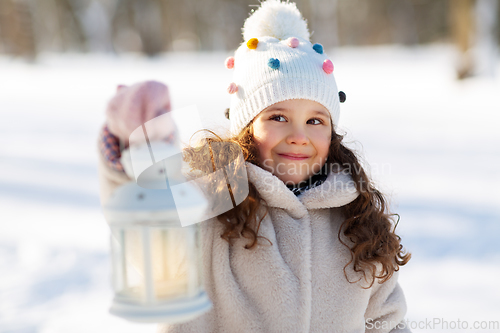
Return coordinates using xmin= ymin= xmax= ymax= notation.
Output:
xmin=252 ymin=99 xmax=332 ymax=185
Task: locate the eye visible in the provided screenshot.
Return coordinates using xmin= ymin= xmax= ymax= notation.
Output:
xmin=269 ymin=114 xmax=286 ymax=122
xmin=307 ymin=118 xmax=323 ymax=125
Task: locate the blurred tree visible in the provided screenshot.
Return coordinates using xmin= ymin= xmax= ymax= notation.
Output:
xmin=112 ymin=0 xmax=165 ymax=55
xmin=387 ymin=0 xmax=419 ymax=45
xmin=411 ymin=0 xmax=448 ymax=44
xmin=474 ymin=0 xmax=498 ymax=77
xmin=75 ymin=0 xmax=114 ymax=53
xmin=55 ymin=0 xmax=88 ymax=51
xmin=449 ymin=0 xmax=476 ymax=79
xmin=304 ymin=0 xmax=340 ymax=48
xmin=337 ymin=0 xmax=450 ymax=46
xmin=0 ymin=0 xmax=36 ymax=59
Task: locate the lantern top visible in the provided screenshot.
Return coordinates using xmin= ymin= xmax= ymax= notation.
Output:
xmin=103 ymin=177 xmax=207 ymax=227
xmin=103 ymin=141 xmax=208 ymax=227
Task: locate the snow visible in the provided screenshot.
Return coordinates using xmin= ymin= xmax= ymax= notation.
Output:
xmin=1 ymin=45 xmax=499 ymax=332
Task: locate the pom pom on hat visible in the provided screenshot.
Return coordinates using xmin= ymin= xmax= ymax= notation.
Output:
xmin=312 ymin=43 xmax=323 ymax=54
xmin=339 ymin=91 xmax=346 ymax=103
xmin=287 ymin=37 xmax=300 ymax=48
xmin=242 ymin=0 xmax=310 ymax=41
xmin=227 ymin=82 xmax=238 ymax=94
xmin=268 ymin=58 xmax=280 ymax=69
xmin=247 ymin=38 xmax=259 ymax=49
xmin=225 ymin=56 xmax=235 ymax=69
xmin=323 ymin=59 xmax=334 ymax=74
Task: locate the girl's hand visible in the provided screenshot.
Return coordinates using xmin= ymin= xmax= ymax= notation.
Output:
xmin=106 ymin=80 xmax=171 ymax=143
xmin=99 ymin=80 xmax=173 ymax=173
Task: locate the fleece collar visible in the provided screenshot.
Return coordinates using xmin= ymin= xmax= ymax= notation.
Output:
xmin=246 ymin=162 xmax=359 ymax=219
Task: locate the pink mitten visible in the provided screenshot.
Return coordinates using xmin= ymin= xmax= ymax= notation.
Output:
xmin=100 ymin=80 xmax=173 ymax=173
xmin=106 ymin=80 xmax=171 ymax=144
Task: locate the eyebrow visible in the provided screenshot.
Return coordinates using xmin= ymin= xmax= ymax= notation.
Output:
xmin=311 ymin=110 xmax=329 ymax=117
xmin=263 ymin=107 xmax=329 ymax=117
xmin=263 ymin=107 xmax=288 ymax=113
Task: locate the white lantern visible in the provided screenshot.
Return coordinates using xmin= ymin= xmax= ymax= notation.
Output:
xmin=103 ymin=142 xmax=212 ymax=323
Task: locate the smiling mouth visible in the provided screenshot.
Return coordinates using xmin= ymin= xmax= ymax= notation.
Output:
xmin=278 ymin=154 xmax=309 ymax=160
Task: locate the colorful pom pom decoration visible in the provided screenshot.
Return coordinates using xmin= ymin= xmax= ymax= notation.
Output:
xmin=322 ymin=59 xmax=333 ymax=74
xmin=312 ymin=43 xmax=323 ymax=54
xmin=227 ymin=82 xmax=238 ymax=94
xmin=225 ymin=57 xmax=235 ymax=69
xmin=287 ymin=37 xmax=299 ymax=48
xmin=247 ymin=38 xmax=259 ymax=49
xmin=267 ymin=58 xmax=280 ymax=69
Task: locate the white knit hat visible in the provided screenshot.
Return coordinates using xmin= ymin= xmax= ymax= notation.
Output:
xmin=225 ymin=0 xmax=341 ymax=135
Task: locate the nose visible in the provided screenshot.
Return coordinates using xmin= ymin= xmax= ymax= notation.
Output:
xmin=286 ymin=126 xmax=309 ymax=145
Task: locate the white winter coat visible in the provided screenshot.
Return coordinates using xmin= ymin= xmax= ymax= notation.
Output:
xmin=98 ymin=152 xmax=410 ymax=333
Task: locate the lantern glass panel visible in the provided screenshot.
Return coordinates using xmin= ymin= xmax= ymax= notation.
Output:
xmin=110 ymin=230 xmax=124 ymax=294
xmin=119 ymin=228 xmax=146 ymax=300
xmin=151 ymin=227 xmax=192 ymax=300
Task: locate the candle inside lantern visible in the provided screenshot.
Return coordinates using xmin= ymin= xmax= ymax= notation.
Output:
xmin=151 ymin=228 xmax=193 ymax=299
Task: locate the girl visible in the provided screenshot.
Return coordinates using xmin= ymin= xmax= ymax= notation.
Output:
xmin=98 ymin=1 xmax=411 ymax=332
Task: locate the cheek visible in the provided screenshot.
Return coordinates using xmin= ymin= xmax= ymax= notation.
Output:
xmin=252 ymin=123 xmax=273 ymax=157
xmin=255 ymin=138 xmax=272 ymax=161
xmin=315 ymin=134 xmax=331 ymax=158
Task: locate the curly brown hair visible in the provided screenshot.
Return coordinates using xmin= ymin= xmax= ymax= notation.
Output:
xmin=183 ymin=123 xmax=410 ymax=287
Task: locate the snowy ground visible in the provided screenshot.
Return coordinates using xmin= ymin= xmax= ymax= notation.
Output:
xmin=0 ymin=45 xmax=499 ymax=332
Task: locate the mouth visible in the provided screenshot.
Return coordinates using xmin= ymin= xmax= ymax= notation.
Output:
xmin=278 ymin=153 xmax=310 ymax=161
